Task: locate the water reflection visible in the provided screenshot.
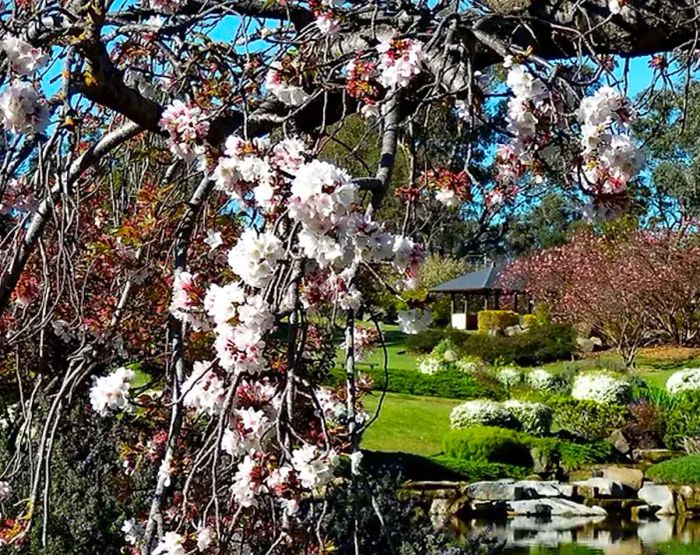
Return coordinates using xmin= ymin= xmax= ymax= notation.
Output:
xmin=453 ymin=515 xmax=700 ymax=554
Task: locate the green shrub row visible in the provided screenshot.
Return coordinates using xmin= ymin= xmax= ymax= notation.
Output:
xmin=647 ymin=454 xmax=700 ymax=485
xmin=441 ymin=426 xmax=615 ymax=472
xmin=405 ymin=322 xmax=575 ymax=366
xmin=431 ymin=455 xmax=530 ymax=482
xmin=328 ymin=366 xmax=505 ymax=400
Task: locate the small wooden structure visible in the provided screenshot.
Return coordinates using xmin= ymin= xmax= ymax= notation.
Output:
xmin=429 ymin=262 xmax=528 ymax=330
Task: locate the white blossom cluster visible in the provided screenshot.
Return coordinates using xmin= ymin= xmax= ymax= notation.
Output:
xmin=290 ymin=443 xmax=340 ymax=490
xmin=149 ymin=0 xmax=183 ymax=14
xmin=418 ymin=356 xmax=443 ymax=375
xmin=89 ymin=367 xmax=136 ymax=417
xmin=182 ymin=360 xmax=225 ymax=416
xmin=449 ymin=399 xmax=514 ymax=429
xmin=314 ymin=0 xmax=343 ymax=35
xmin=265 ymin=62 xmax=310 ymax=106
xmin=526 ymin=368 xmax=558 ymax=391
xmin=397 ymin=308 xmax=432 ymax=334
xmin=169 ymin=270 xmax=210 ymax=331
xmin=496 ymin=366 xmax=523 ymax=388
xmin=571 ymin=371 xmax=632 ymax=404
xmin=666 ymin=368 xmax=700 ymax=395
xmin=0 ymin=80 xmax=48 ymax=134
xmin=158 ymin=100 xmax=210 ymax=162
xmin=152 ymin=531 xmax=186 ymax=555
xmin=315 ymin=387 xmax=368 ymax=427
xmin=576 ymin=86 xmax=642 ymax=195
xmin=503 ymin=400 xmax=552 ymax=436
xmin=0 ymin=36 xmax=48 ymax=75
xmin=376 ymin=37 xmax=425 ymax=90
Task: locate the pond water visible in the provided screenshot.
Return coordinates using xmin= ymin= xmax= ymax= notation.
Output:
xmin=455 ymin=516 xmax=700 ymax=554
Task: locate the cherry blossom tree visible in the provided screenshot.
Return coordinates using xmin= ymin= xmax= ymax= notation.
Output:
xmin=507 ymin=230 xmax=700 ymax=367
xmin=0 ymin=0 xmax=699 ymax=552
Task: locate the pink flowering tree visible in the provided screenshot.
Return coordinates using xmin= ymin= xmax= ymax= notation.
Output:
xmin=506 ymin=230 xmax=700 ymax=367
xmin=0 ymin=0 xmax=698 ymax=552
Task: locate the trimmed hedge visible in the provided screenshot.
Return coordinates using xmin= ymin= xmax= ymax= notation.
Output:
xmin=405 ymin=322 xmax=575 ymax=366
xmin=647 ymin=454 xmax=700 ymax=485
xmin=477 ymin=310 xmax=520 ymax=333
xmin=442 ymin=426 xmax=533 ymax=466
xmin=328 ymin=366 xmax=505 ymax=400
xmin=431 ymin=455 xmax=529 ymax=481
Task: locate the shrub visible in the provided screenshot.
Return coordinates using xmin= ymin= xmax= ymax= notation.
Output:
xmin=666 ymin=368 xmax=700 ymax=395
xmin=404 ymin=329 xmax=469 ymax=354
xmin=454 ymin=357 xmax=482 ymax=373
xmin=442 ymin=426 xmax=533 ymax=466
xmin=522 ymin=314 xmax=539 ymax=328
xmin=532 ymin=437 xmax=615 ymax=471
xmin=548 ymin=397 xmax=629 ymax=440
xmin=331 ymin=366 xmax=505 ymax=400
xmin=504 ymin=400 xmax=552 ymax=436
xmin=431 ymin=456 xmax=530 ymax=481
xmin=526 ymin=368 xmax=559 ymax=392
xmin=460 ymin=322 xmax=575 ymax=366
xmin=431 ymin=338 xmax=460 ymax=361
xmin=449 ymin=400 xmax=515 ymax=429
xmin=496 ymin=366 xmax=522 ymax=389
xmin=647 ymin=454 xmax=700 ymax=485
xmin=477 ymin=310 xmax=520 ymax=333
xmin=417 ymin=356 xmax=443 ymax=375
xmin=622 ymin=399 xmax=666 ymax=450
xmin=571 ymin=372 xmax=632 ymax=404
xmin=663 ymin=392 xmax=700 ymax=449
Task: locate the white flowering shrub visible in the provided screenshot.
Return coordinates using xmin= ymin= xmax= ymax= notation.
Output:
xmin=449 ymin=400 xmax=515 ymax=429
xmin=571 ymin=372 xmax=632 ymax=404
xmin=496 ymin=366 xmax=523 ymax=389
xmin=503 ymin=400 xmax=553 ymax=436
xmin=526 ymin=368 xmax=558 ymax=391
xmin=418 ymin=356 xmax=444 ymax=375
xmin=666 ymin=368 xmax=700 ymax=395
xmin=455 ymin=357 xmax=482 ymax=373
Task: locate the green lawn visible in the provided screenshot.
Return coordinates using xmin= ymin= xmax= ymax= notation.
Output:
xmin=361 ymin=392 xmax=461 ymax=456
xmin=354 ymin=323 xmax=418 ymax=373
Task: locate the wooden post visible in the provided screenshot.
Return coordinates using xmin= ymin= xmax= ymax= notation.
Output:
xmin=494 ymin=291 xmax=500 ymax=310
xmin=450 ymin=293 xmax=455 ymax=317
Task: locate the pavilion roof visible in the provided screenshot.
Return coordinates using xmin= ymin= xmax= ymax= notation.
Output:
xmin=429 ymin=261 xmax=521 ymax=293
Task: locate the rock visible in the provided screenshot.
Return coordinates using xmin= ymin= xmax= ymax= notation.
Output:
xmin=601 ymin=466 xmax=644 ymax=491
xmin=608 ymin=429 xmax=631 ymax=456
xmin=530 ymin=446 xmax=553 ymax=475
xmin=577 ymin=336 xmax=598 ymax=353
xmin=572 ymin=478 xmax=627 ymax=498
xmin=633 ymin=449 xmax=677 ymax=465
xmin=638 ymin=484 xmax=676 ymax=515
xmin=465 ymin=480 xmax=524 ymax=501
xmin=583 ymin=497 xmax=644 ymax=515
xmin=508 ymin=497 xmax=607 ymax=517
xmin=429 ymin=498 xmax=452 ymax=527
xmin=504 ymin=325 xmax=522 ymax=337
xmin=677 ymin=485 xmax=700 ymax=514
xmin=468 ymin=500 xmax=508 ymax=516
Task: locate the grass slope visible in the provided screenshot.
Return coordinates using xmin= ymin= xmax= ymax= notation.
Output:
xmin=361 ymin=392 xmax=461 ymax=456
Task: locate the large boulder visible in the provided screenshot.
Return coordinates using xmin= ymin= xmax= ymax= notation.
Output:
xmin=676 ymin=485 xmax=700 ymax=514
xmin=508 ymin=498 xmax=607 ymax=517
xmin=638 ymin=484 xmax=676 ymax=515
xmin=516 ymin=480 xmax=575 ymax=498
xmin=465 ymin=479 xmax=525 ymax=501
xmin=600 ymin=466 xmax=644 ymax=491
xmin=572 ymin=477 xmax=627 ymax=498
xmin=633 ymin=449 xmax=677 ymax=465
xmin=608 ymin=429 xmax=631 ymax=456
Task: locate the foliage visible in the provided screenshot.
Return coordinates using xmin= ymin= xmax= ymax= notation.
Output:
xmin=522 ymin=314 xmax=539 ymax=328
xmin=405 ymin=329 xmax=471 ymax=354
xmin=450 ymin=400 xmax=515 ymax=430
xmin=331 ymin=365 xmax=505 ymax=401
xmin=503 ymin=400 xmax=553 ymax=436
xmin=323 ymin=470 xmax=504 ymax=554
xmin=663 ymin=392 xmax=700 ymax=449
xmin=548 ymin=397 xmax=629 ymax=440
xmin=647 ymin=454 xmax=700 ymax=485
xmin=532 ymin=438 xmax=615 ymax=471
xmin=477 ymin=310 xmax=520 ymax=333
xmin=431 ymin=455 xmax=530 ymax=482
xmin=525 ymin=368 xmax=560 ymax=392
xmin=622 ymin=399 xmax=666 ymax=450
xmin=571 ymin=371 xmax=632 ymax=404
xmin=461 ymin=322 xmax=575 ymax=365
xmin=442 ymin=427 xmax=533 ymax=466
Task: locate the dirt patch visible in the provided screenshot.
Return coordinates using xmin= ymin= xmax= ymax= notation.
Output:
xmin=639 ymin=345 xmax=700 ymax=362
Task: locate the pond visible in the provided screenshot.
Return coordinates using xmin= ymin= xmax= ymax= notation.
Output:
xmin=455 ymin=516 xmax=700 ymax=554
